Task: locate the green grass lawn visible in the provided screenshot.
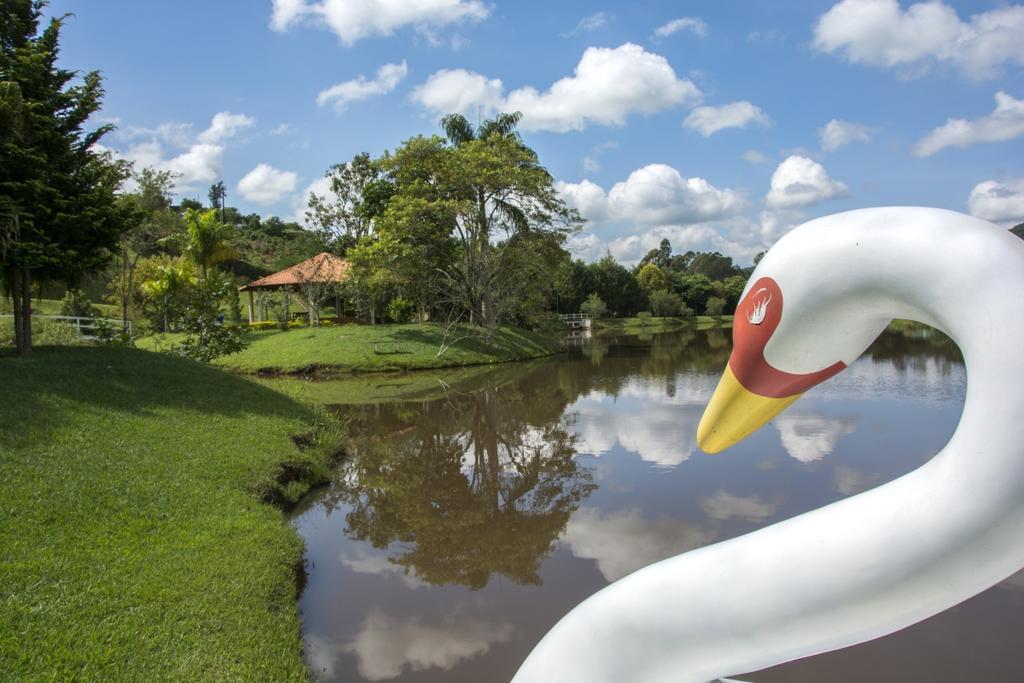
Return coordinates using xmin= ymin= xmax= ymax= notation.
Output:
xmin=0 ymin=346 xmax=340 ymax=681
xmin=139 ymin=322 xmax=563 ymax=374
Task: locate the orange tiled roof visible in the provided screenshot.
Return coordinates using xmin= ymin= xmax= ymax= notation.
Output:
xmin=240 ymin=252 xmax=350 ymax=290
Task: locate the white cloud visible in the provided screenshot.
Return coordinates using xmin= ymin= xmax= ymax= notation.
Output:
xmin=566 ymin=233 xmax=608 ymax=262
xmin=270 ymin=0 xmax=489 ymax=46
xmin=913 ymin=91 xmax=1024 ymax=157
xmin=343 ymin=612 xmax=513 ymax=680
xmin=558 ymin=164 xmax=746 ymax=230
xmin=819 ymin=118 xmax=872 ymax=151
xmin=107 ymin=111 xmax=253 ymax=192
xmin=412 ymin=43 xmax=702 ymax=133
xmin=774 ymin=414 xmax=856 ymax=463
xmin=237 ymin=164 xmax=299 ymax=204
xmin=700 ymin=491 xmax=777 ymax=521
xmin=742 ymin=150 xmax=771 ymax=165
xmin=565 ymin=11 xmax=610 ymax=36
xmin=812 ymin=0 xmax=1024 ymax=80
xmin=561 ymin=507 xmax=715 ymax=581
xmin=967 ymin=179 xmax=1024 ymax=224
xmin=410 ymin=68 xmax=504 ymax=118
xmin=197 ymin=111 xmax=255 ymax=144
xmin=765 ymin=155 xmax=848 ymax=208
xmin=683 ymin=101 xmax=771 ymax=137
xmin=290 ymin=175 xmax=336 ymax=225
xmin=270 ymin=123 xmax=292 ymax=136
xmin=318 ymin=61 xmax=409 ymax=111
xmin=653 ymin=17 xmax=709 ymax=39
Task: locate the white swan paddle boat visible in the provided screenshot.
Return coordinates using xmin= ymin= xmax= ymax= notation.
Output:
xmin=512 ymin=207 xmax=1024 ymax=682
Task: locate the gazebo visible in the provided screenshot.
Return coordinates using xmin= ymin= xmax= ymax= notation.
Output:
xmin=239 ymin=252 xmax=350 ymax=323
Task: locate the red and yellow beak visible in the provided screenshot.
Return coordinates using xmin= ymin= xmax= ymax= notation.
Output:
xmin=696 ymin=365 xmax=801 ymax=454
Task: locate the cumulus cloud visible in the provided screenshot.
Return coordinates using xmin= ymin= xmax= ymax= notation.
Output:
xmin=412 ymin=43 xmax=702 ymax=133
xmin=558 ymin=164 xmax=745 ymax=229
xmin=270 ymin=0 xmax=489 ymax=45
xmin=819 ymin=118 xmax=872 ymax=151
xmin=653 ymin=17 xmax=709 ymax=39
xmin=765 ymin=155 xmax=848 ymax=208
xmin=565 ymin=233 xmax=608 ymax=262
xmin=290 ymin=175 xmax=337 ymax=225
xmin=812 ymin=0 xmax=1024 ymax=80
xmin=967 ymin=178 xmax=1024 ymax=224
xmin=561 ymin=507 xmax=715 ymax=581
xmin=343 ymin=611 xmax=513 ymax=680
xmin=774 ymin=414 xmax=857 ymax=463
xmin=197 ymin=112 xmax=255 ymax=144
xmin=317 ymin=61 xmax=408 ymax=111
xmin=237 ymin=164 xmax=299 ymax=204
xmin=106 ymin=111 xmax=253 ymax=192
xmin=411 ymin=69 xmax=504 ymax=118
xmin=913 ymin=91 xmax=1024 ymax=157
xmin=683 ymin=101 xmax=771 ymax=137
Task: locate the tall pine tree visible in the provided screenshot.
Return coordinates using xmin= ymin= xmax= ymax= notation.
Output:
xmin=1 ymin=0 xmax=130 ymax=355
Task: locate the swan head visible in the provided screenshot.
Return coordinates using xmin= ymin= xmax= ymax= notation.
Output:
xmin=697 ymin=223 xmax=894 ymax=454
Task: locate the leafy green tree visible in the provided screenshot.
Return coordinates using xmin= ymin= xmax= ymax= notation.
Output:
xmin=639 ymin=238 xmax=672 ymax=269
xmin=111 ymin=168 xmax=181 ymax=328
xmin=207 ymin=180 xmax=226 ymax=219
xmin=1 ymin=1 xmax=132 ymax=355
xmin=589 ymin=255 xmax=644 ymax=316
xmin=719 ymin=274 xmax=747 ymax=313
xmin=139 ymin=256 xmax=194 ymax=332
xmin=649 ymin=289 xmax=687 ymax=317
xmin=306 ymin=152 xmax=384 ymax=253
xmin=673 ymin=272 xmax=714 ymax=313
xmin=704 ymin=296 xmax=726 ymax=317
xmin=171 ymin=271 xmax=248 ymax=362
xmin=688 ymin=251 xmax=738 ymax=281
xmin=636 ymin=263 xmax=669 ymax=294
xmin=580 ymin=293 xmax=607 ymax=319
xmin=553 ymin=258 xmax=596 ymax=314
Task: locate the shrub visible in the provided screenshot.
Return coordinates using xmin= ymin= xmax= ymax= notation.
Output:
xmin=59 ymin=289 xmax=101 ymax=319
xmin=580 ymin=293 xmax=608 ymax=319
xmin=649 ymin=289 xmax=685 ymax=317
xmin=171 ymin=276 xmax=249 ymax=362
xmin=637 ymin=311 xmax=653 ymax=325
xmin=387 ymin=297 xmax=415 ymax=324
xmin=704 ymin=296 xmax=726 ymax=317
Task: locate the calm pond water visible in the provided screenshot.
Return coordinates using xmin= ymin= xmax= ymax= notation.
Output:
xmin=278 ymin=326 xmax=1024 ymax=682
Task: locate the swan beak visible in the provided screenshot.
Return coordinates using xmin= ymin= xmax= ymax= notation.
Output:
xmin=698 ymin=365 xmax=801 ymax=454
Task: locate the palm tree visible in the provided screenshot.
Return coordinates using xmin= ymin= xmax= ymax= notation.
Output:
xmin=178 ymin=208 xmax=238 ymax=279
xmin=440 ymin=111 xmax=523 ymax=147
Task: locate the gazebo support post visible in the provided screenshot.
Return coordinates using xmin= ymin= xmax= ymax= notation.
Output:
xmin=247 ymin=290 xmax=254 ymax=324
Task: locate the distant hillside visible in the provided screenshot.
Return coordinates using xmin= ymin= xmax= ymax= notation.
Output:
xmin=1012 ymin=223 xmax=1024 ymax=240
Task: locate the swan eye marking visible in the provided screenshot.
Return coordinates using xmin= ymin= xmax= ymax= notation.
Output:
xmin=747 ymin=288 xmax=773 ymax=325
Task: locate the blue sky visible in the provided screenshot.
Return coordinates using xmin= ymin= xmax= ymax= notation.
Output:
xmin=47 ymin=0 xmax=1024 ymax=265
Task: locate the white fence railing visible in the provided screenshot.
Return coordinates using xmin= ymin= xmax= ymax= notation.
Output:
xmin=558 ymin=313 xmax=591 ymax=329
xmin=0 ymin=314 xmax=131 ymax=340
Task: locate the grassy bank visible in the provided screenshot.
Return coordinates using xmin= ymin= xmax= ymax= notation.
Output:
xmin=0 ymin=346 xmax=340 ymax=680
xmin=140 ymin=322 xmax=563 ymax=374
xmin=593 ymin=315 xmax=732 ymax=334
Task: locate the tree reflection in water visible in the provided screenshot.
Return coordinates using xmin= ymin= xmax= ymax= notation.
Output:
xmin=321 ymin=372 xmax=596 ymax=590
